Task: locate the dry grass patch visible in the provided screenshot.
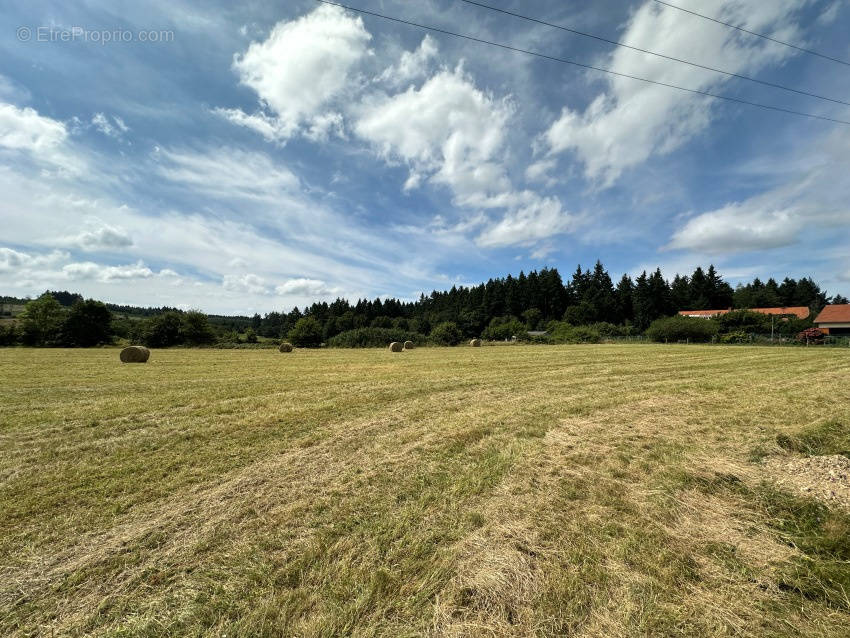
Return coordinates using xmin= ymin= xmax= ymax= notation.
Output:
xmin=1 ymin=345 xmax=849 ymax=636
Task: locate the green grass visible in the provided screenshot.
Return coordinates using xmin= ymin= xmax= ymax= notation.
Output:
xmin=1 ymin=344 xmax=849 ymax=636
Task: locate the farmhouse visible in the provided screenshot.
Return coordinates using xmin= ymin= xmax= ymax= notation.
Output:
xmin=814 ymin=304 xmax=850 ymax=335
xmin=678 ymin=308 xmax=730 ymax=318
xmin=750 ymin=306 xmax=810 ymax=320
xmin=678 ymin=306 xmax=810 ymax=320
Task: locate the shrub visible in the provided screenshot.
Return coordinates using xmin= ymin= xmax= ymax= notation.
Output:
xmin=0 ymin=323 xmax=19 ymax=346
xmin=713 ymin=310 xmax=771 ymax=334
xmin=327 ymin=327 xmax=425 ymax=348
xmin=243 ymin=327 xmax=258 ymax=344
xmin=645 ymin=315 xmax=719 ymax=343
xmin=588 ymin=322 xmax=633 ymax=337
xmin=180 ymin=311 xmax=216 ymax=345
xmin=797 ymin=327 xmax=824 ymax=345
xmin=62 ymin=299 xmax=113 ymax=347
xmin=139 ymin=312 xmax=183 ymax=347
xmin=720 ymin=331 xmax=751 ymax=344
xmin=19 ymin=294 xmax=66 ymax=346
xmin=288 ymin=317 xmax=323 ymax=348
xmin=548 ymin=322 xmax=601 ymax=344
xmin=430 ymin=321 xmax=463 ymax=346
xmin=481 ymin=316 xmax=526 ymax=341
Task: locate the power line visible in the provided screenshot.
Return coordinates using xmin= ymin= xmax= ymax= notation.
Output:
xmin=460 ymin=0 xmax=850 ymax=108
xmin=313 ymin=0 xmax=850 ymax=126
xmin=652 ymin=0 xmax=850 ymax=67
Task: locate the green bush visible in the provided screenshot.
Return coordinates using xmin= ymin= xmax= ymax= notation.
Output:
xmin=481 ymin=316 xmax=526 ymax=341
xmin=713 ymin=310 xmax=770 ymax=334
xmin=139 ymin=312 xmax=183 ymax=347
xmin=720 ymin=331 xmax=751 ymax=344
xmin=180 ymin=310 xmax=216 ymax=345
xmin=547 ymin=322 xmax=601 ymax=344
xmin=19 ymin=294 xmax=66 ymax=346
xmin=327 ymin=327 xmax=425 ymax=348
xmin=645 ymin=315 xmax=719 ymax=343
xmin=429 ymin=321 xmax=463 ymax=346
xmin=588 ymin=322 xmax=634 ymax=337
xmin=0 ymin=323 xmax=19 ymax=346
xmin=287 ymin=317 xmax=323 ymax=348
xmin=62 ymin=299 xmax=113 ymax=347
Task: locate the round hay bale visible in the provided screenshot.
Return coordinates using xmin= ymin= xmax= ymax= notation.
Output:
xmin=403 ymin=340 xmax=415 ymax=350
xmin=469 ymin=338 xmax=482 ymax=347
xmin=120 ymin=345 xmax=150 ymax=363
xmin=279 ymin=342 xmax=293 ymax=353
xmin=389 ymin=341 xmax=403 ymax=352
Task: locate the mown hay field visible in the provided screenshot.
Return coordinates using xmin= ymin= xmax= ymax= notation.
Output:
xmin=1 ymin=345 xmax=849 ymax=636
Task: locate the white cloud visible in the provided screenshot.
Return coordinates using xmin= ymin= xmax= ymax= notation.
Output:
xmin=214 ymin=108 xmax=283 ymax=142
xmin=816 ymin=2 xmax=842 ymax=25
xmin=378 ymin=35 xmax=438 ymax=86
xmin=60 ymin=222 xmax=133 ymax=251
xmin=477 ymin=194 xmax=575 ymax=248
xmin=275 ymin=277 xmax=337 ymax=297
xmin=0 ymin=102 xmax=67 ymax=152
xmin=63 ymin=260 xmax=155 ymax=282
xmin=355 ymin=66 xmax=513 ymax=204
xmin=668 ymin=204 xmax=798 ymax=253
xmin=668 ymin=128 xmax=850 ymax=254
xmin=223 ymin=273 xmax=269 ymax=294
xmin=224 ymin=4 xmax=371 ymax=142
xmin=156 ymin=146 xmax=299 ymax=199
xmin=91 ymin=113 xmax=129 ymax=139
xmin=0 ymin=247 xmax=68 ymax=273
xmin=537 ymin=0 xmax=807 ymax=186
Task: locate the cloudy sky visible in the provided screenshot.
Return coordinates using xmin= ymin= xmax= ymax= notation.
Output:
xmin=1 ymin=0 xmax=848 ymax=314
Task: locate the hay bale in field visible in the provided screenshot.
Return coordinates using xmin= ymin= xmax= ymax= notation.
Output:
xmin=389 ymin=341 xmax=403 ymax=352
xmin=120 ymin=345 xmax=150 ymax=363
xmin=403 ymin=340 xmax=415 ymax=350
xmin=279 ymin=342 xmax=293 ymax=353
xmin=469 ymin=338 xmax=482 ymax=347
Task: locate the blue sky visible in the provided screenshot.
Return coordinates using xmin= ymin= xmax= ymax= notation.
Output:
xmin=1 ymin=0 xmax=848 ymax=314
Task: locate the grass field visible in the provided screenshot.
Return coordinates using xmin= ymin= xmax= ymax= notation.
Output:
xmin=1 ymin=345 xmax=849 ymax=637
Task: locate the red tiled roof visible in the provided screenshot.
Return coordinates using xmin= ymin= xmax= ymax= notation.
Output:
xmin=815 ymin=304 xmax=850 ymax=324
xmin=749 ymin=306 xmax=810 ymax=320
xmin=678 ymin=309 xmax=730 ymax=317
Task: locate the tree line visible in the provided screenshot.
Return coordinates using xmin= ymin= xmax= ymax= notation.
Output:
xmin=1 ymin=262 xmax=846 ymax=347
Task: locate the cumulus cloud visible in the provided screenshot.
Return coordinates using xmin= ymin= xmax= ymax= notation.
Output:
xmin=668 ymin=127 xmax=850 ymax=254
xmin=275 ymin=278 xmax=336 ymax=296
xmin=0 ymin=102 xmax=67 ymax=151
xmin=378 ymin=35 xmax=438 ymax=86
xmin=60 ymin=223 xmax=133 ymax=251
xmin=668 ymin=204 xmax=798 ymax=253
xmin=222 ymin=4 xmax=371 ymax=142
xmin=0 ymin=247 xmax=68 ymax=273
xmin=477 ymin=194 xmax=576 ymax=248
xmin=537 ymin=0 xmax=807 ymax=186
xmin=63 ymin=260 xmax=155 ymax=282
xmin=222 ymin=273 xmax=269 ymax=295
xmin=355 ymin=66 xmax=513 ymax=204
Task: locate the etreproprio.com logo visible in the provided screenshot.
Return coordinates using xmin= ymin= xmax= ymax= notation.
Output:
xmin=16 ymin=26 xmax=174 ymax=44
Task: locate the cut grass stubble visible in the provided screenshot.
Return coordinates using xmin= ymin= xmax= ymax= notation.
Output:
xmin=0 ymin=344 xmax=848 ymax=636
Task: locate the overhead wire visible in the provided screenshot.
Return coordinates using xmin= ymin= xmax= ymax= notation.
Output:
xmin=652 ymin=0 xmax=850 ymax=67
xmin=313 ymin=0 xmax=850 ymax=126
xmin=459 ymin=0 xmax=850 ymax=107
